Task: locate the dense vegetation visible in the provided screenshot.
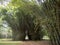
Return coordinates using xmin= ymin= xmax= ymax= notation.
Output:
xmin=0 ymin=0 xmax=60 ymax=45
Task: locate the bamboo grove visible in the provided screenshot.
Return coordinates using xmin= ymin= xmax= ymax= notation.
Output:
xmin=0 ymin=0 xmax=60 ymax=45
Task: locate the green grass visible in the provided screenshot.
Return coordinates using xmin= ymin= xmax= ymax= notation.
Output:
xmin=0 ymin=38 xmax=12 ymax=41
xmin=0 ymin=43 xmax=19 ymax=45
xmin=0 ymin=39 xmax=23 ymax=45
xmin=0 ymin=41 xmax=23 ymax=45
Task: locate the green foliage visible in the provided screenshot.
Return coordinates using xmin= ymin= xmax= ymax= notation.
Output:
xmin=0 ymin=0 xmax=45 ymax=40
xmin=1 ymin=0 xmax=59 ymax=41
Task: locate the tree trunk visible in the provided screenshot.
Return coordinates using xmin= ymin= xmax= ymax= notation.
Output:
xmin=28 ymin=29 xmax=42 ymax=40
xmin=12 ymin=30 xmax=26 ymax=41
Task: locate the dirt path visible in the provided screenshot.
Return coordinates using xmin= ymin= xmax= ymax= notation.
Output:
xmin=18 ymin=41 xmax=51 ymax=45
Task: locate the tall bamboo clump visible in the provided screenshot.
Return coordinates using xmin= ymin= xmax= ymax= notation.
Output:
xmin=41 ymin=0 xmax=60 ymax=45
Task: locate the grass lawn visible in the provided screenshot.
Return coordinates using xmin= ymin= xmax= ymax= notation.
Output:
xmin=0 ymin=41 xmax=24 ymax=45
xmin=0 ymin=39 xmax=22 ymax=45
xmin=0 ymin=43 xmax=19 ymax=45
